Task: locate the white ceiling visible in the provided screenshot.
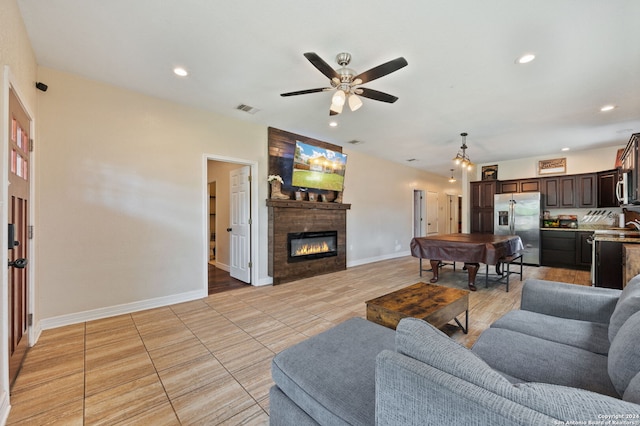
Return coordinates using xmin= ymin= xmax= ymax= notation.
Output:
xmin=16 ymin=0 xmax=640 ymax=178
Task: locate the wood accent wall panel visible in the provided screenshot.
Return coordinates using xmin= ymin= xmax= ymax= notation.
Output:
xmin=267 ymin=200 xmax=350 ymax=284
xmin=268 ymin=127 xmax=344 ymax=200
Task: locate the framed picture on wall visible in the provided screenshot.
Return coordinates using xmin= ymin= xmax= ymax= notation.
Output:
xmin=538 ymin=158 xmax=566 ymax=175
xmin=481 ymin=165 xmax=498 ymax=180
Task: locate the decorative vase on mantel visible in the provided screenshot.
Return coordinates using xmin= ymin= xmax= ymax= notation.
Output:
xmin=269 ymin=180 xmax=289 ymax=200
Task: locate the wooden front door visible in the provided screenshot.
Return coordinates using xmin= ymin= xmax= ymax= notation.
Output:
xmin=8 ymin=87 xmax=31 ymax=388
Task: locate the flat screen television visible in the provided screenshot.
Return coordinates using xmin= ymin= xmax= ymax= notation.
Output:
xmin=291 ymin=141 xmax=347 ymax=192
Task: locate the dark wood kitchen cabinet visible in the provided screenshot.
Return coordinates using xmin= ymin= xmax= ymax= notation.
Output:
xmin=575 ymin=231 xmax=593 ymax=268
xmin=543 ymin=176 xmax=576 ymax=209
xmin=576 ymin=173 xmax=597 ymax=208
xmin=499 ymin=179 xmax=540 ymax=194
xmin=542 ymin=174 xmax=596 ymax=209
xmin=470 ymin=181 xmax=497 ymax=234
xmin=541 ymin=230 xmax=577 ymax=268
xmin=598 ymin=169 xmax=620 ymax=207
xmin=541 ymin=230 xmax=591 ymax=270
xmin=595 ymin=240 xmax=623 ymax=289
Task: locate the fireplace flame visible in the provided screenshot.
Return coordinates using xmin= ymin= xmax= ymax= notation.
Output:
xmin=295 ymin=241 xmax=330 ymax=256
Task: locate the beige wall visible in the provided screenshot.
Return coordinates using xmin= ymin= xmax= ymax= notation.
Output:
xmin=343 ymin=148 xmax=459 ymax=265
xmin=35 ymin=67 xmax=268 ymax=321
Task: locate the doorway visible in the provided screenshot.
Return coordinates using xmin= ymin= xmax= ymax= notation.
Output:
xmin=426 ymin=191 xmax=438 ymax=235
xmin=446 ymin=194 xmax=462 ymax=234
xmin=205 ymin=156 xmax=257 ymax=293
xmin=413 ymin=190 xmax=425 ymax=237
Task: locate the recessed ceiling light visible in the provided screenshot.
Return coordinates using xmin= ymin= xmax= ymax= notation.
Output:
xmin=329 ymin=121 xmax=338 ymax=127
xmin=516 ymin=54 xmax=536 ymax=64
xmin=173 ymin=67 xmax=188 ymax=77
xmin=600 ymin=105 xmax=616 ymax=112
xmin=561 ymin=147 xmax=570 ymax=152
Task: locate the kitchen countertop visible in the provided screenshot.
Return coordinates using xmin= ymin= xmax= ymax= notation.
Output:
xmin=541 ymin=227 xmax=640 ymax=242
xmin=593 ymin=235 xmax=640 ymax=243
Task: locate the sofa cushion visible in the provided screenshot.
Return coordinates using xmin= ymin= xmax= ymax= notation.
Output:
xmin=521 ymin=279 xmax=619 ymax=324
xmin=491 ymin=309 xmax=610 ymax=355
xmin=624 ymin=371 xmax=640 ymax=404
xmin=271 ymin=317 xmax=395 ymax=426
xmin=395 ymin=318 xmax=516 ymax=398
xmin=609 ymin=274 xmax=640 ymax=342
xmin=473 ymin=327 xmax=618 ymax=398
xmin=608 ymin=310 xmax=640 ymax=397
xmin=385 ymin=319 xmax=640 ymax=424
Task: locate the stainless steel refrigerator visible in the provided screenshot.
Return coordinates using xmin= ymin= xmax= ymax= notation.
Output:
xmin=494 ymin=192 xmax=541 ymax=265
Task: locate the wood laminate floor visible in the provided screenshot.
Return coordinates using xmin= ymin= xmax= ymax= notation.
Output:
xmin=7 ymin=257 xmax=590 ymax=425
xmin=209 ymin=264 xmax=247 ymax=295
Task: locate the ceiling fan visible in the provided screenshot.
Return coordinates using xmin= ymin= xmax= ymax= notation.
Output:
xmin=281 ymin=52 xmax=408 ymax=116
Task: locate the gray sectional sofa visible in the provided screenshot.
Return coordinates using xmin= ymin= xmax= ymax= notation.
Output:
xmin=270 ymin=277 xmax=640 ymax=425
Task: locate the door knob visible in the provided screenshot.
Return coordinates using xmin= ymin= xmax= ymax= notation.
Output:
xmin=8 ymin=258 xmax=27 ymax=269
xmin=227 ymin=228 xmax=232 ymax=232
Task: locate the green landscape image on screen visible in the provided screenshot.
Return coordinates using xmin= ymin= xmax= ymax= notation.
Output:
xmin=292 ymin=141 xmax=347 ymax=192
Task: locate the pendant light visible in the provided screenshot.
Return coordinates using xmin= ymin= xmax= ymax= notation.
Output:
xmin=452 ymin=132 xmax=473 ymax=170
xmin=448 ymin=169 xmax=457 ymax=183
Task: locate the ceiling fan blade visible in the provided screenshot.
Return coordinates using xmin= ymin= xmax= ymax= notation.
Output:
xmin=358 ymin=88 xmax=399 ymax=103
xmin=304 ymin=52 xmax=340 ymax=80
xmin=280 ymin=87 xmax=332 ymax=97
xmin=354 ymin=57 xmax=408 ymax=84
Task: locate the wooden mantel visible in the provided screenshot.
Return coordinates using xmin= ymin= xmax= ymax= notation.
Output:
xmin=266 ymin=199 xmax=351 ymax=210
xmin=267 ymin=199 xmax=351 ymax=284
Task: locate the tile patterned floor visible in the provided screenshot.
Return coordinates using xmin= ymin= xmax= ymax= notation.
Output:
xmin=7 ymin=257 xmax=590 ymax=425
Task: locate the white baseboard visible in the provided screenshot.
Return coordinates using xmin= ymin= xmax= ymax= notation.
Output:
xmin=38 ymin=289 xmax=207 ymax=332
xmin=255 ymin=277 xmax=273 ymax=286
xmin=0 ymin=390 xmax=10 ymax=426
xmin=215 ymin=262 xmax=230 ymax=272
xmin=347 ymin=251 xmax=411 ymax=268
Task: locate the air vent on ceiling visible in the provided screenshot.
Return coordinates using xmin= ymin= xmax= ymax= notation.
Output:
xmin=236 ymin=104 xmax=260 ymax=114
xmin=347 ymin=140 xmax=364 ymax=145
xmin=406 ymin=158 xmax=418 ymax=162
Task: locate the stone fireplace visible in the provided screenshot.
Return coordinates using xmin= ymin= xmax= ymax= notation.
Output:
xmin=267 ymin=199 xmax=350 ymax=284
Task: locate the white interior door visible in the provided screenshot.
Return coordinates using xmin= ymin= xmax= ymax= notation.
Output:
xmin=426 ymin=191 xmax=439 ymax=235
xmin=413 ymin=190 xmax=425 ymax=237
xmin=446 ymin=194 xmax=460 ymax=234
xmin=229 ymin=166 xmax=251 ymax=283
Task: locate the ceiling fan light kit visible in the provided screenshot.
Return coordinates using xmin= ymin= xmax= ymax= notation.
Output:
xmin=281 ymin=52 xmax=408 ymax=116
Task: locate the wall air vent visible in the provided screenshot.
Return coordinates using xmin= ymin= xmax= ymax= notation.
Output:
xmin=236 ymin=104 xmax=260 ymax=114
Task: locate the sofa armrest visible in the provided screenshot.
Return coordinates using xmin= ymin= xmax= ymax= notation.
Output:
xmin=520 ymin=279 xmax=620 ymax=324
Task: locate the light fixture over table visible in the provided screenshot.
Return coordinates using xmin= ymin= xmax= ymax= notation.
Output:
xmin=452 ymin=132 xmax=474 ymax=170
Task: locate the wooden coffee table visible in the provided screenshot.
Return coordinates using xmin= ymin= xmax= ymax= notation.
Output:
xmin=365 ymin=282 xmax=469 ymax=333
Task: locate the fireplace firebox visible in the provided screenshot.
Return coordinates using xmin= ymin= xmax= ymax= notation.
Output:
xmin=287 ymin=231 xmax=338 ymax=262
